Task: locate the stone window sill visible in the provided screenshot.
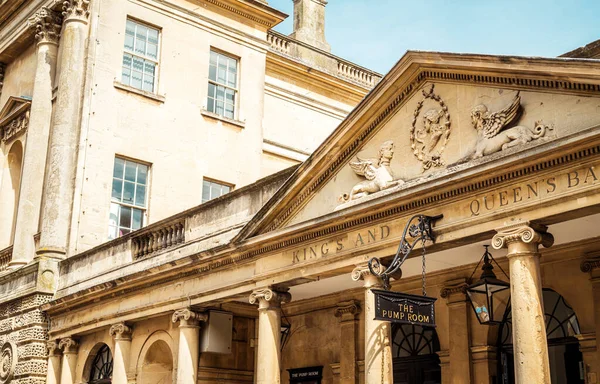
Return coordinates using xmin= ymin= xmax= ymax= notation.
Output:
xmin=113 ymin=81 xmax=165 ymax=103
xmin=200 ymin=109 xmax=245 ymax=128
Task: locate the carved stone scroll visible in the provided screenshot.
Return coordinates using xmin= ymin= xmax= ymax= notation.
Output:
xmin=249 ymin=288 xmax=291 ymax=309
xmin=109 ymin=322 xmax=132 ymax=341
xmin=334 ymin=300 xmax=361 ymax=319
xmin=492 ymin=221 xmax=554 ymax=250
xmin=171 ymin=308 xmax=207 ymax=326
xmin=58 ymin=337 xmax=78 ymax=354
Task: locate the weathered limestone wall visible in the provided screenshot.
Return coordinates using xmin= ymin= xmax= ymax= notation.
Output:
xmin=0 ymin=44 xmax=37 ymax=108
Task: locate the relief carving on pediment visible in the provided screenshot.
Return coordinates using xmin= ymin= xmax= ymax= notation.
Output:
xmin=410 ymin=85 xmax=451 ymax=171
xmin=467 ymin=92 xmax=552 ymax=159
xmin=338 ymin=140 xmax=404 ymax=203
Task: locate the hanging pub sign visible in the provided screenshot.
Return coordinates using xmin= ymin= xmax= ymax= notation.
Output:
xmin=373 ymin=289 xmax=437 ymax=327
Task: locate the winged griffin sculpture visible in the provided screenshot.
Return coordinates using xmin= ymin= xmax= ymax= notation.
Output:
xmin=469 ymin=92 xmax=551 ymax=159
xmin=339 ymin=141 xmax=404 ymax=202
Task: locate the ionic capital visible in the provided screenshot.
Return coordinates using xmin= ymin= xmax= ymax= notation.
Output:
xmin=47 ymin=340 xmax=62 ymax=357
xmin=249 ymin=288 xmax=291 ymax=310
xmin=109 ymin=322 xmax=132 ymax=341
xmin=58 ymin=337 xmax=78 ymax=354
xmin=492 ymin=220 xmax=554 ymax=251
xmin=351 ymin=263 xmax=393 ymax=288
xmin=61 ymin=0 xmax=90 ymax=23
xmin=334 ymin=300 xmax=361 ymax=320
xmin=171 ymin=308 xmax=207 ymax=327
xmin=28 ymin=7 xmax=62 ymax=45
xmin=440 ymin=278 xmax=468 ymax=303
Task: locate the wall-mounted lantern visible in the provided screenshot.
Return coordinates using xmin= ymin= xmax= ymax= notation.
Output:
xmin=466 ymin=245 xmax=510 ymax=325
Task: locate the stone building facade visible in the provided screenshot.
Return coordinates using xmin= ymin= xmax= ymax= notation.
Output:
xmin=2 ymin=1 xmax=600 ymax=384
xmin=0 ymin=0 xmax=381 ymax=382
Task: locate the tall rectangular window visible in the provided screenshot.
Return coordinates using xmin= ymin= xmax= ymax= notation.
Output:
xmin=207 ymin=50 xmax=238 ymax=119
xmin=109 ymin=157 xmax=149 ymax=239
xmin=122 ymin=19 xmax=160 ymax=93
xmin=202 ymin=178 xmax=233 ymax=203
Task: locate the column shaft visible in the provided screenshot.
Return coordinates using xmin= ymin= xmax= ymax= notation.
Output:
xmin=11 ymin=8 xmax=61 ymax=267
xmin=493 ymin=221 xmax=553 ymax=384
xmin=172 ymin=309 xmax=206 ymax=384
xmin=58 ymin=338 xmax=78 ymax=384
xmin=352 ymin=266 xmax=393 ymax=384
xmin=335 ymin=301 xmax=360 ymax=384
xmin=110 ymin=323 xmax=132 ymax=384
xmin=38 ymin=3 xmax=89 ymax=259
xmin=441 ymin=281 xmax=471 ymax=384
xmin=250 ymin=288 xmax=291 ymax=384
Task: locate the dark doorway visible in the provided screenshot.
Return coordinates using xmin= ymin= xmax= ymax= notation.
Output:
xmin=497 ymin=289 xmax=584 ymax=384
xmin=392 ymin=324 xmax=441 ymax=384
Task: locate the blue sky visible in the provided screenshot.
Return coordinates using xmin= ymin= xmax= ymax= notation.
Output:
xmin=268 ymin=0 xmax=600 ymax=74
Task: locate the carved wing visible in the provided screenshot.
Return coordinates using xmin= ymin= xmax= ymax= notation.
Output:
xmin=349 ymin=157 xmax=377 ymax=180
xmin=482 ymin=93 xmax=521 ymax=139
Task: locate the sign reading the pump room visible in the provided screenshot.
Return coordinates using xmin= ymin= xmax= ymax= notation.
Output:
xmin=373 ymin=290 xmax=437 ymax=327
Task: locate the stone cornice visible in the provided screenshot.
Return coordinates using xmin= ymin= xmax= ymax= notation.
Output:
xmin=203 ymin=0 xmax=286 ymax=28
xmin=237 ymin=53 xmax=600 ymax=239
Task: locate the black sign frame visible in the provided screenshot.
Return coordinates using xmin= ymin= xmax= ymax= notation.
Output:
xmin=373 ymin=289 xmax=437 ymax=327
xmin=288 ymin=366 xmax=323 ymax=383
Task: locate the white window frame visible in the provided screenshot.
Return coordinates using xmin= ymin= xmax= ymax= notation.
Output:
xmin=109 ymin=157 xmax=150 ymax=239
xmin=202 ymin=177 xmax=234 ymax=203
xmin=207 ymin=49 xmax=239 ymax=120
xmin=121 ymin=18 xmax=161 ymax=93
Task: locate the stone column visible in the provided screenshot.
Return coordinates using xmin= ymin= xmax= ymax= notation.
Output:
xmin=470 ymin=346 xmax=497 ymax=384
xmin=492 ymin=220 xmax=553 ymax=384
xmin=440 ymin=278 xmax=471 ymax=384
xmin=580 ymin=255 xmax=600 ymax=382
xmin=172 ymin=308 xmax=207 ymax=384
xmin=351 ymin=265 xmax=393 ymax=384
xmin=110 ymin=322 xmax=132 ymax=384
xmin=437 ymin=350 xmax=451 ymax=384
xmin=249 ymin=288 xmax=292 ymax=384
xmin=9 ymin=7 xmax=62 ymax=268
xmin=58 ymin=337 xmax=78 ymax=384
xmin=46 ymin=340 xmax=62 ymax=384
xmin=334 ymin=300 xmax=361 ymax=384
xmin=37 ymin=0 xmax=90 ymax=260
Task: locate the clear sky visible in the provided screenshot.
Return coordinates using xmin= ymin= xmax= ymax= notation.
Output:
xmin=268 ymin=0 xmax=600 ymax=74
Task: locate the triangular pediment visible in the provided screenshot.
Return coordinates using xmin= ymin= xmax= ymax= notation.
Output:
xmin=0 ymin=96 xmax=31 ymax=126
xmin=236 ymin=52 xmax=600 ymax=241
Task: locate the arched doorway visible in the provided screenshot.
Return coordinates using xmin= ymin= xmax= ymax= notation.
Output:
xmin=137 ymin=339 xmax=173 ymax=384
xmin=497 ymin=289 xmax=583 ymax=384
xmin=392 ymin=324 xmax=441 ymax=384
xmin=88 ymin=344 xmax=113 ymax=384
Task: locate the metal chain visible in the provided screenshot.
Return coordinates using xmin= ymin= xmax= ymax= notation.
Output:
xmin=422 ymin=237 xmax=427 ymax=296
xmin=381 ymin=343 xmax=385 ymax=384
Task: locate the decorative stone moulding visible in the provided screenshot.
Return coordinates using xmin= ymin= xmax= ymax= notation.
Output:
xmin=492 ymin=221 xmax=554 ymax=249
xmin=61 ymin=0 xmax=90 ymax=22
xmin=0 ymin=342 xmax=17 ymax=384
xmin=1 ymin=111 xmax=29 ymax=143
xmin=410 ymin=84 xmax=451 ymax=170
xmin=249 ymin=288 xmax=291 ymax=309
xmin=109 ymin=323 xmax=132 ymax=340
xmin=334 ymin=300 xmax=361 ymax=318
xmin=171 ymin=308 xmax=207 ymax=325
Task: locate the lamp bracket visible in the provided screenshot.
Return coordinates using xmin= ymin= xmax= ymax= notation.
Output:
xmin=368 ymin=214 xmax=443 ymax=290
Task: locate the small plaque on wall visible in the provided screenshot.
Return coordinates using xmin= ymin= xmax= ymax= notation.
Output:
xmin=373 ymin=289 xmax=437 ymax=327
xmin=288 ymin=366 xmax=323 ymax=383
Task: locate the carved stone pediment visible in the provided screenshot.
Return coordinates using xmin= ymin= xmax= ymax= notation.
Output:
xmin=234 ymin=52 xmax=600 ymax=241
xmin=0 ymin=96 xmax=31 ymax=143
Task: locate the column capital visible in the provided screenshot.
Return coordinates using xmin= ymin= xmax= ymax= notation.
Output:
xmin=171 ymin=308 xmax=207 ymax=327
xmin=249 ymin=288 xmax=291 ymax=310
xmin=440 ymin=278 xmax=468 ymax=303
xmin=47 ymin=340 xmax=62 ymax=357
xmin=28 ymin=7 xmax=62 ymax=45
xmin=109 ymin=322 xmax=132 ymax=341
xmin=61 ymin=0 xmax=90 ymax=23
xmin=351 ymin=263 xmax=392 ymax=288
xmin=492 ymin=220 xmax=554 ymax=251
xmin=334 ymin=300 xmax=361 ymax=321
xmin=58 ymin=337 xmax=78 ymax=354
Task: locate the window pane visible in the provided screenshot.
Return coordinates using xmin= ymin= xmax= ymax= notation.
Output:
xmin=148 ymin=28 xmax=159 ymax=44
xmin=208 ymin=83 xmax=216 ymax=99
xmin=109 ymin=203 xmax=119 ymax=226
xmin=135 ymin=185 xmax=146 ymax=207
xmin=125 ymin=162 xmax=137 ymax=182
xmin=143 ymin=76 xmax=154 ymax=92
xmin=225 ymin=89 xmax=235 ymax=104
xmin=144 ymin=61 xmax=155 ymax=76
xmin=227 ymin=61 xmax=237 ymax=88
xmin=120 ymin=206 xmax=132 ymax=228
xmin=147 ymin=43 xmax=158 ymax=60
xmin=123 ymin=181 xmax=135 ymax=203
xmin=119 ymin=228 xmax=131 ymax=236
xmin=215 ymin=100 xmax=224 ymax=116
xmin=137 ymin=164 xmax=148 ymax=185
xmin=207 ymin=97 xmax=215 ymax=113
xmin=113 ymin=158 xmax=125 ymax=179
xmin=132 ymin=56 xmax=144 ymax=72
xmin=224 ymin=103 xmax=234 ymax=119
xmin=223 ymin=185 xmax=231 ymax=194
xmin=124 ymin=34 xmax=134 ymax=51
xmin=132 ymin=209 xmax=143 ymax=229
xmin=131 ymin=70 xmax=143 ymax=89
xmin=217 ymin=60 xmax=227 ymax=84
xmin=216 ymin=86 xmax=225 ymax=101
xmin=112 ymin=178 xmax=123 ymax=200
xmin=122 ymin=68 xmax=131 ymax=85
xmin=210 ymin=183 xmax=221 ymax=199
xmin=135 ymin=38 xmax=146 ymax=55
xmin=210 ymin=51 xmax=218 ymax=66
xmin=202 ymin=181 xmax=210 ymax=202
xmin=108 ymin=225 xmax=117 ymax=240
xmin=209 ymin=64 xmax=217 ymax=82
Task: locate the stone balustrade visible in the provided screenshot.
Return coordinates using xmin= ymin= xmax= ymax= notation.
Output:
xmin=132 ymin=219 xmax=185 ymax=259
xmin=266 ymin=31 xmax=382 ymax=88
xmin=0 ymin=246 xmax=12 ymax=272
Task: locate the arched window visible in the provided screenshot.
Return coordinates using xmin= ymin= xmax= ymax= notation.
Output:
xmin=89 ymin=344 xmax=113 ymax=384
xmin=498 ymin=289 xmax=583 ymax=384
xmin=392 ymin=323 xmax=440 ymax=358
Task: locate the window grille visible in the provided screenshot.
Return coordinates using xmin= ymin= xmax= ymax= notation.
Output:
xmin=122 ymin=19 xmax=160 ymax=93
xmin=109 ymin=157 xmax=149 ymax=239
xmin=202 ymin=178 xmax=232 ymax=203
xmin=207 ymin=50 xmax=238 ymax=119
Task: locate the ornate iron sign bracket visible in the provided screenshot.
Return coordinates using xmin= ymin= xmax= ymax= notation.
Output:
xmin=368 ymin=214 xmax=443 ymax=290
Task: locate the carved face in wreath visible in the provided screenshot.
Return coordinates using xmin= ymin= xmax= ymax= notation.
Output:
xmin=423 ymin=109 xmax=443 ymax=133
xmin=378 ymin=141 xmax=394 ymax=163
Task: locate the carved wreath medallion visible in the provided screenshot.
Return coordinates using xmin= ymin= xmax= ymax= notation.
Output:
xmin=0 ymin=342 xmax=16 ymax=384
xmin=410 ymin=84 xmax=451 ymax=171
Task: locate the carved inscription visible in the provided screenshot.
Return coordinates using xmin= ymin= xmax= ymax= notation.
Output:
xmin=469 ymin=164 xmax=599 ymax=216
xmin=290 ymin=225 xmax=390 ymax=264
